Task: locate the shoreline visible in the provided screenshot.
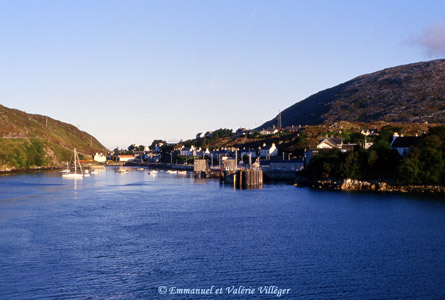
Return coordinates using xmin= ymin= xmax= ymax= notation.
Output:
xmin=295 ymin=177 xmax=445 ymax=195
xmin=123 ymin=161 xmax=194 ymax=171
xmin=0 ymin=166 xmax=61 ymax=175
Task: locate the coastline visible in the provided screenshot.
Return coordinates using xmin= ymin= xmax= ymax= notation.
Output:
xmin=0 ymin=166 xmax=62 ymax=175
xmin=123 ymin=161 xmax=194 ymax=171
xmin=295 ymin=177 xmax=445 ymax=194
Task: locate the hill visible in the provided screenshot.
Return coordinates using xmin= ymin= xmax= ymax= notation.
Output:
xmin=0 ymin=105 xmax=107 ymax=171
xmin=259 ymin=59 xmax=445 ymax=129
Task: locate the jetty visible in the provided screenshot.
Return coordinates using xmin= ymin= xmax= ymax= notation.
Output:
xmin=193 ymin=159 xmax=263 ymax=189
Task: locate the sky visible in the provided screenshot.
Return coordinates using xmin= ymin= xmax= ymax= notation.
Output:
xmin=1 ymin=0 xmax=445 ymax=149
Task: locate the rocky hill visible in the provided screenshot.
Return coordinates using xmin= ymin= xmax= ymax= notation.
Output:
xmin=259 ymin=59 xmax=445 ymax=129
xmin=0 ymin=104 xmax=107 ymax=171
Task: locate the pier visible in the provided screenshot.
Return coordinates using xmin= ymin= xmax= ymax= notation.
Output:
xmin=222 ymin=169 xmax=263 ymax=188
xmin=193 ymin=159 xmax=263 ymax=188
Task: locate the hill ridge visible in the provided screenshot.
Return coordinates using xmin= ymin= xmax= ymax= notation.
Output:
xmin=0 ymin=104 xmax=107 ymax=170
xmin=259 ymin=59 xmax=445 ymax=129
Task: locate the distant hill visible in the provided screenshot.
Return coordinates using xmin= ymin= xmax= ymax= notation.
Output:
xmin=0 ymin=105 xmax=107 ymax=171
xmin=259 ymin=59 xmax=445 ymax=129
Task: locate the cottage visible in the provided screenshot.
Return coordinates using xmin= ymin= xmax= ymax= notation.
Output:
xmin=390 ymin=133 xmax=420 ymax=155
xmin=259 ymin=143 xmax=278 ymax=158
xmin=235 ymin=128 xmax=248 ymax=137
xmin=316 ymin=138 xmax=344 ymax=149
xmin=93 ymin=153 xmax=106 ymax=163
xmin=260 ymin=128 xmax=279 ymax=135
xmin=196 ymin=132 xmax=205 ymax=139
xmin=180 ymin=145 xmax=196 ymax=156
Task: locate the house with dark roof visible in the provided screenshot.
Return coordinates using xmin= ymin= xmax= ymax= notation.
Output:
xmin=316 ymin=138 xmax=344 ymax=149
xmin=390 ymin=133 xmax=421 ymax=155
xmin=235 ymin=128 xmax=248 ymax=137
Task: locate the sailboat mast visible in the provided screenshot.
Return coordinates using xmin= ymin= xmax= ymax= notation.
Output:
xmin=74 ymin=148 xmax=77 ymax=174
xmin=77 ymin=150 xmax=83 ymax=173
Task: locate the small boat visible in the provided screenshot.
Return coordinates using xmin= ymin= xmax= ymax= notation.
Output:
xmin=137 ymin=168 xmax=144 ymax=171
xmin=150 ymin=170 xmax=158 ymax=174
xmin=177 ymin=170 xmax=187 ymax=175
xmin=60 ymin=162 xmax=70 ymax=174
xmin=83 ymin=169 xmax=90 ymax=177
xmin=62 ymin=148 xmax=83 ymax=179
xmin=115 ymin=168 xmax=128 ymax=174
xmin=167 ymin=170 xmax=176 ymax=174
xmin=91 ymin=170 xmax=98 ymax=175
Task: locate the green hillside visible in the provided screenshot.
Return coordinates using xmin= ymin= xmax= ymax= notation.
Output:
xmin=0 ymin=105 xmax=107 ymax=171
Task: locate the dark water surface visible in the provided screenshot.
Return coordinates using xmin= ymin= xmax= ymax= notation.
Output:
xmin=1 ymin=168 xmax=445 ymax=299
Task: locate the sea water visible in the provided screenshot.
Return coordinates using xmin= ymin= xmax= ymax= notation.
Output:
xmin=1 ymin=168 xmax=444 ymax=299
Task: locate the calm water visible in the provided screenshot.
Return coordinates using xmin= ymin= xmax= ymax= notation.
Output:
xmin=1 ymin=168 xmax=445 ymax=300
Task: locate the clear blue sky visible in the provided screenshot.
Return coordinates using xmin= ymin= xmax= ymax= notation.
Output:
xmin=1 ymin=0 xmax=444 ymax=149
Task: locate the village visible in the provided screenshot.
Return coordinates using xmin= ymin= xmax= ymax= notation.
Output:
xmin=90 ymin=121 xmax=424 ymax=186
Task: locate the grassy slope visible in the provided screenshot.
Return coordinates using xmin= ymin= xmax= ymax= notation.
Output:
xmin=0 ymin=105 xmax=107 ymax=170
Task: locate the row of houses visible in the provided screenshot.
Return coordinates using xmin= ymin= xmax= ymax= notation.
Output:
xmin=176 ymin=143 xmax=279 ymax=159
xmin=196 ymin=125 xmax=304 ymax=140
xmin=93 ymin=142 xmax=281 ymax=164
xmin=305 ymin=133 xmax=421 ymax=165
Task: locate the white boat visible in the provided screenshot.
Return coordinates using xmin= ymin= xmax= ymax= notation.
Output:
xmin=91 ymin=170 xmax=98 ymax=174
xmin=137 ymin=168 xmax=144 ymax=171
xmin=167 ymin=170 xmax=176 ymax=174
xmin=150 ymin=170 xmax=158 ymax=174
xmin=62 ymin=148 xmax=83 ymax=179
xmin=115 ymin=168 xmax=128 ymax=174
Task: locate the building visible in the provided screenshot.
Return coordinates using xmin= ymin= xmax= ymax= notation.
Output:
xmin=283 ymin=125 xmax=302 ymax=133
xmin=390 ymin=133 xmax=420 ymax=155
xmin=93 ymin=153 xmax=106 ymax=163
xmin=116 ymin=155 xmax=135 ymax=162
xmin=240 ymin=150 xmax=257 ymax=159
xmin=180 ymin=145 xmax=196 ymax=156
xmin=316 ymin=138 xmax=344 ymax=149
xmin=259 ymin=143 xmax=278 ymax=158
xmin=235 ymin=128 xmax=248 ymax=137
xmin=261 ymin=159 xmax=304 ymax=180
xmin=305 ymin=138 xmax=358 ymax=166
xmin=260 ymin=128 xmax=279 ymax=135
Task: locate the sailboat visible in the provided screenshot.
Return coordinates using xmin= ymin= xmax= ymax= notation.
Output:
xmin=62 ymin=148 xmax=83 ymax=179
xmin=59 ymin=161 xmax=70 ymax=174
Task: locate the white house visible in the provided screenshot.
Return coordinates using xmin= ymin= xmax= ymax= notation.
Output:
xmin=180 ymin=145 xmax=196 ymax=156
xmin=260 ymin=143 xmax=278 ymax=158
xmin=93 ymin=153 xmax=106 ymax=163
xmin=316 ymin=138 xmax=344 ymax=149
xmin=260 ymin=128 xmax=279 ymax=135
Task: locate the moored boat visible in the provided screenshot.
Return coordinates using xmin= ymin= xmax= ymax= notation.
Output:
xmin=62 ymin=148 xmax=83 ymax=179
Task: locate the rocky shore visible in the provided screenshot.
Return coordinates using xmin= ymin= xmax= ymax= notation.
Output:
xmin=295 ymin=177 xmax=445 ymax=194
